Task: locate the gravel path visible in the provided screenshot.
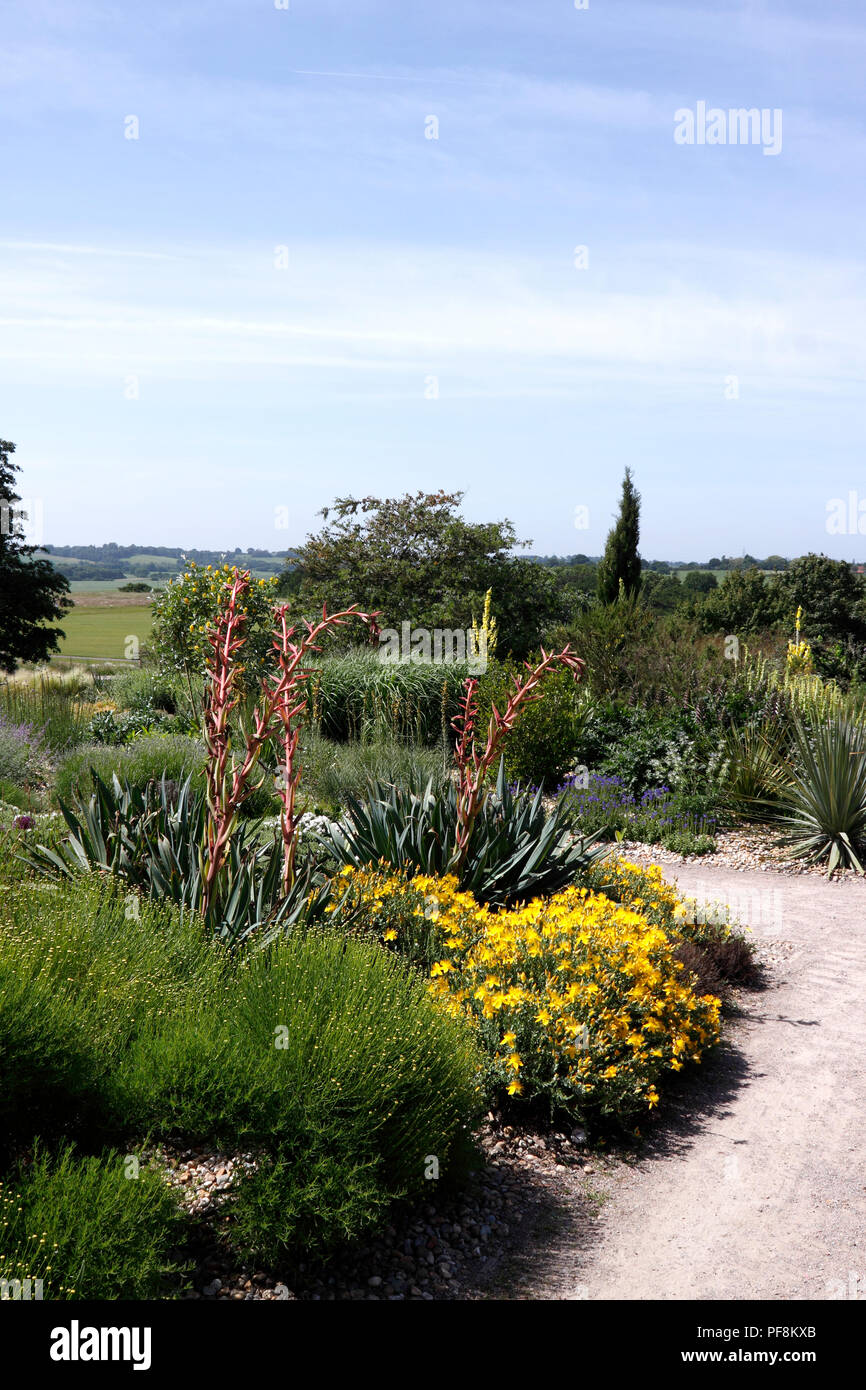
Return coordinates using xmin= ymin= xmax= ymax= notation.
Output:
xmin=508 ymin=862 xmax=866 ymax=1301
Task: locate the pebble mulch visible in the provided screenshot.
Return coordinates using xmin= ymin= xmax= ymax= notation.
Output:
xmin=613 ymin=824 xmax=861 ymax=880
xmin=149 ymin=1120 xmax=606 ymax=1301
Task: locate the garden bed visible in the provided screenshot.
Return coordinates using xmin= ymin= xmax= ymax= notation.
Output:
xmin=613 ymin=824 xmax=866 ymax=879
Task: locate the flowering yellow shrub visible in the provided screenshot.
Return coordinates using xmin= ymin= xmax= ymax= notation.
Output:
xmin=330 ymin=864 xmax=721 ymax=1122
xmin=583 ymin=856 xmax=683 ymax=929
xmin=327 ymin=864 xmax=479 ymax=970
xmin=150 ymin=561 xmax=280 ymax=690
xmin=585 ymin=856 xmax=735 ymax=943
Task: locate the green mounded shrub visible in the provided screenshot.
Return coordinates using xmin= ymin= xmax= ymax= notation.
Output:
xmin=121 ymin=932 xmax=482 ymax=1261
xmin=475 ymin=659 xmax=587 ymax=789
xmin=109 ymin=667 xmax=181 ymax=716
xmin=0 ymin=880 xmax=227 ymax=1151
xmin=0 ymin=1146 xmax=185 ymax=1300
xmin=53 ymin=733 xmax=205 ymax=805
xmin=0 ymin=878 xmax=482 ymax=1269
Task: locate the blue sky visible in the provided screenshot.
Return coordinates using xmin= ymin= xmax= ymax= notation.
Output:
xmin=2 ymin=0 xmax=865 ymax=559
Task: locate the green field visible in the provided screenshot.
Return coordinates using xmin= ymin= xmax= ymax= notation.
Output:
xmin=55 ymin=605 xmax=154 ymax=661
xmin=66 ymin=578 xmax=166 ymax=594
xmin=673 ymin=568 xmax=725 ymax=581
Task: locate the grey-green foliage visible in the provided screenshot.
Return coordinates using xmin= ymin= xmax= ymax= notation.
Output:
xmin=774 ymin=717 xmax=866 ymax=873
xmin=23 ymin=771 xmax=330 ymax=949
xmin=321 ymin=758 xmax=608 ymax=907
xmin=53 ymin=733 xmax=205 ymax=804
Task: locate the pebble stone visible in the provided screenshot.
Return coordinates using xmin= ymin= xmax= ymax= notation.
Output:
xmin=149 ymin=1119 xmax=600 ymax=1301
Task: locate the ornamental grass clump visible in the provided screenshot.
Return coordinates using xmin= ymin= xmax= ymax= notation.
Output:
xmin=329 ymin=865 xmax=721 ymax=1125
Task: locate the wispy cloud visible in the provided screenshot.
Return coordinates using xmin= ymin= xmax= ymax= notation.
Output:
xmin=1 ymin=239 xmax=863 ymax=397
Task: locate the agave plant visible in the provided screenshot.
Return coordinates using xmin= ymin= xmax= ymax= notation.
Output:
xmin=22 ymin=772 xmax=336 ymax=949
xmin=773 ymin=717 xmax=866 ymax=874
xmin=320 ymin=758 xmax=608 ymax=907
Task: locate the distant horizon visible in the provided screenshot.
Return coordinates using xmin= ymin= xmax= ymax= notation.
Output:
xmin=35 ymin=541 xmax=866 ymax=570
xmin=4 ymin=2 xmax=865 ymax=556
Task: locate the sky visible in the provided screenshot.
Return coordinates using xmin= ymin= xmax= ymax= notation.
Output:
xmin=2 ymin=0 xmax=865 ymax=560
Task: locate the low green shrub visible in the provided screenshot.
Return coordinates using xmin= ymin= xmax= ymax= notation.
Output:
xmin=103 ymin=667 xmax=183 ymax=718
xmin=53 ymin=733 xmax=205 ymax=804
xmin=0 ymin=878 xmax=482 ymax=1270
xmin=0 ymin=880 xmax=226 ymax=1150
xmin=0 ymin=1145 xmax=185 ymax=1300
xmin=83 ymin=706 xmax=174 ymax=745
xmin=125 ymin=932 xmax=482 ymax=1260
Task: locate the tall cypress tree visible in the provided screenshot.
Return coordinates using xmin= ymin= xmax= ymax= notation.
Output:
xmin=0 ymin=438 xmax=71 ymax=671
xmin=596 ymin=467 xmax=641 ymax=604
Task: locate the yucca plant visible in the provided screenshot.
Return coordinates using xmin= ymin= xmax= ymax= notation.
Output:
xmin=321 ymin=757 xmax=608 ymax=907
xmin=22 ymin=771 xmax=335 ymax=948
xmin=773 ymin=717 xmax=866 ymax=874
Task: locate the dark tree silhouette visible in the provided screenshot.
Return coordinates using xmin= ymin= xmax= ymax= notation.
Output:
xmin=0 ymin=438 xmax=71 ymax=672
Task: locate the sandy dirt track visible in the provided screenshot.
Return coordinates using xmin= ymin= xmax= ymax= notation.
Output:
xmin=510 ymin=863 xmax=866 ymax=1301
